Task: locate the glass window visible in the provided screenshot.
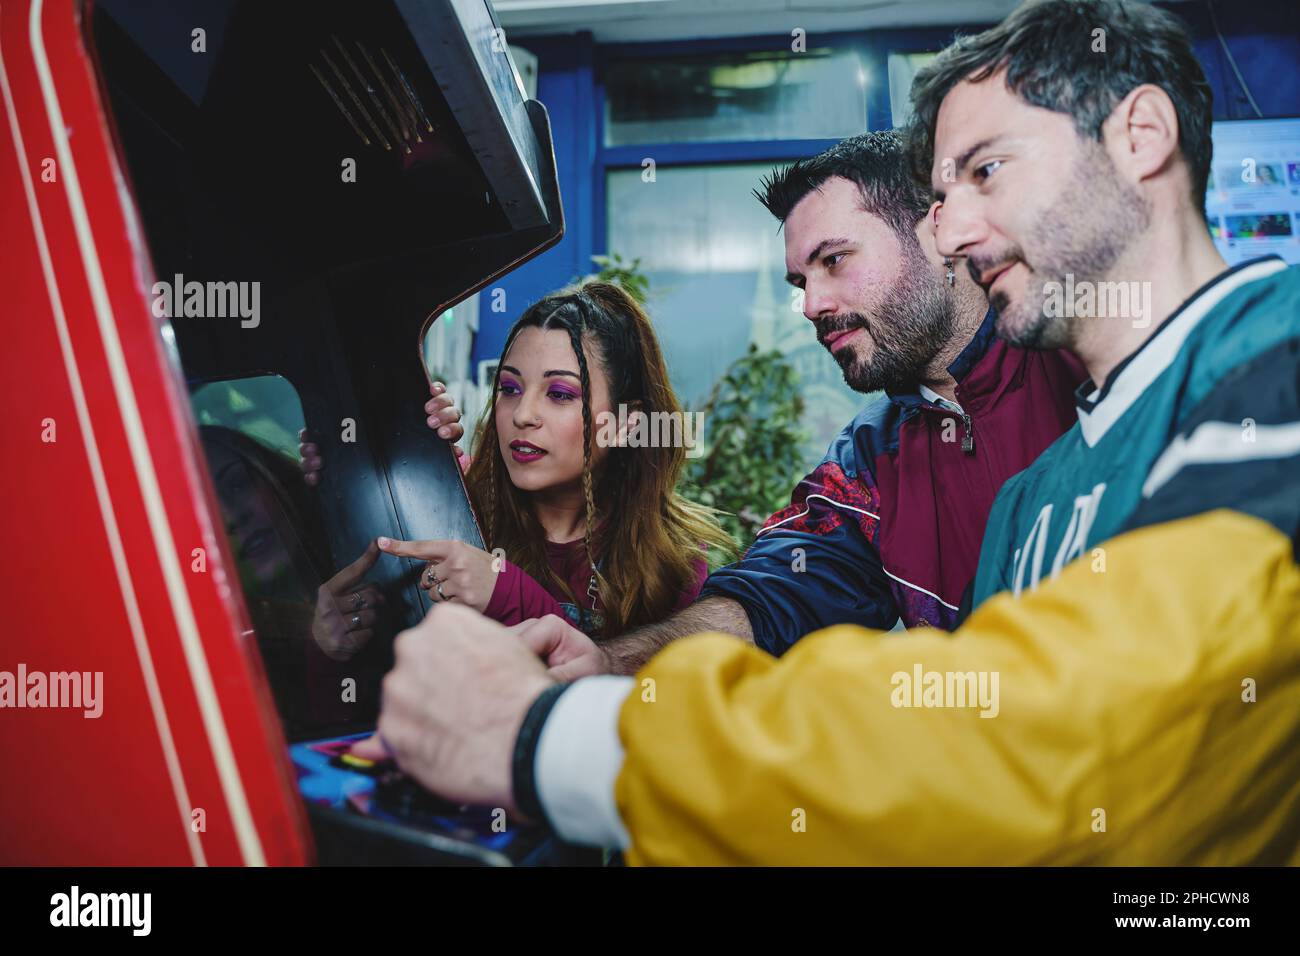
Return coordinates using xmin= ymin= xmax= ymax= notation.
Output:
xmin=604 ymin=49 xmax=868 ymax=147
xmin=888 ymin=52 xmax=939 ymax=127
xmin=606 ymin=162 xmax=876 ymax=472
xmin=421 ymin=299 xmax=477 ymax=388
xmin=422 ymin=297 xmax=494 ymax=452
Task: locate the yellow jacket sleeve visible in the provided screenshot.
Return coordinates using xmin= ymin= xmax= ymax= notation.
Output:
xmin=614 ymin=510 xmax=1300 ymax=865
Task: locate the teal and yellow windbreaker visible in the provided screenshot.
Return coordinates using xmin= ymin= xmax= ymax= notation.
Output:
xmin=609 ymin=259 xmax=1300 ymax=865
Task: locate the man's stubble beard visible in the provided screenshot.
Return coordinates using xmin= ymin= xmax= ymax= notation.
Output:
xmin=827 ymin=237 xmax=957 ymax=394
xmin=989 ymin=140 xmax=1152 ymax=350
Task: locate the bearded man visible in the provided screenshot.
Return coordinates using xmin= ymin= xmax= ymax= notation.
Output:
xmin=536 ymin=130 xmax=1086 ymax=678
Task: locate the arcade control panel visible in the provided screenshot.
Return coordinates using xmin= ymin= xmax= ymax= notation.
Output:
xmin=291 ymin=734 xmax=598 ymax=865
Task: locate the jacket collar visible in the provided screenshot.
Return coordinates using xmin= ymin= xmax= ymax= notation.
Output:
xmin=1073 ymin=255 xmax=1288 ymax=447
xmin=886 ymin=306 xmax=998 ymax=409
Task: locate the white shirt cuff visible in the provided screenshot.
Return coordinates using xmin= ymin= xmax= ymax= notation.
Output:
xmin=534 ymin=675 xmax=634 ymax=849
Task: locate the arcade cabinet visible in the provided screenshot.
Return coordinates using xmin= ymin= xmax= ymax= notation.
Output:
xmin=0 ymin=0 xmax=566 ymax=864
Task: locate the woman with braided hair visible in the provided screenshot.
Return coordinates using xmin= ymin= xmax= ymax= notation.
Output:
xmin=378 ymin=281 xmax=733 ymax=637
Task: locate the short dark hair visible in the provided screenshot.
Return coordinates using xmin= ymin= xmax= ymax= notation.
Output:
xmin=905 ymin=0 xmax=1213 ymax=218
xmin=755 ymin=130 xmax=934 ymax=236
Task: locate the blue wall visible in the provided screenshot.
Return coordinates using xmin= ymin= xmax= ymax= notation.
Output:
xmin=475 ymin=0 xmax=1300 ymax=371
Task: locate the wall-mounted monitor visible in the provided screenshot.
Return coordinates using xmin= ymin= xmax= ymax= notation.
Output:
xmin=1207 ymin=118 xmax=1300 ymax=266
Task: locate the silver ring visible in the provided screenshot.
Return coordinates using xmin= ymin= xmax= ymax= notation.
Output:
xmin=424 ymin=566 xmax=438 ymax=587
xmin=350 ymin=592 xmax=365 ymax=611
xmin=350 ymin=614 xmax=362 ymax=628
xmin=434 ymin=579 xmax=448 ymax=602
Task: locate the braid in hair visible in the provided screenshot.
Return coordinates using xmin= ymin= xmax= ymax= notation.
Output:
xmin=560 ymin=307 xmax=602 ymax=622
xmin=481 ymin=358 xmax=508 ymax=552
xmin=483 ymin=458 xmax=497 ymax=550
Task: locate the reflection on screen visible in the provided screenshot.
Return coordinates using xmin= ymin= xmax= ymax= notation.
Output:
xmin=192 ymin=377 xmax=393 ymax=741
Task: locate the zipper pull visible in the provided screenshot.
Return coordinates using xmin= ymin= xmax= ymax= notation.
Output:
xmin=961 ymin=413 xmax=975 ymax=454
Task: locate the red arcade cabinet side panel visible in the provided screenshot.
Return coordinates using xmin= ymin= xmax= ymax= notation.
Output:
xmin=0 ymin=0 xmax=312 ymax=865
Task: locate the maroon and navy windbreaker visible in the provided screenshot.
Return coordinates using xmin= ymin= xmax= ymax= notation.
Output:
xmin=699 ymin=309 xmax=1086 ymax=653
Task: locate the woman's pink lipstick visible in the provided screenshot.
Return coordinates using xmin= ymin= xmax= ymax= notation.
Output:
xmin=509 ymin=439 xmax=548 ymax=463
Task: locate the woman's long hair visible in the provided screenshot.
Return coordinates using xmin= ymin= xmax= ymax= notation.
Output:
xmin=465 ymin=281 xmax=733 ymax=637
xmin=198 ymin=425 xmax=332 ymax=595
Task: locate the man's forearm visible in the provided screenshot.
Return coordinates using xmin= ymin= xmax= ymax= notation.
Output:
xmin=601 ymin=597 xmax=753 ymax=675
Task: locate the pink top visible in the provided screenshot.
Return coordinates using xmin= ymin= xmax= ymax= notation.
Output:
xmin=483 ymin=537 xmax=708 ymax=635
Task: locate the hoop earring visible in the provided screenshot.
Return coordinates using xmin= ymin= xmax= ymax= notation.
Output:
xmin=943 ymin=257 xmax=956 ymax=288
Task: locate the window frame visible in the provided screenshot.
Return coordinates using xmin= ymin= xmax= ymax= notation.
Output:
xmin=592 ymin=26 xmax=972 ymax=255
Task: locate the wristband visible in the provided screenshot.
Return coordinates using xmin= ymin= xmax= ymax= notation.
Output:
xmin=511 ymin=682 xmax=571 ymax=827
